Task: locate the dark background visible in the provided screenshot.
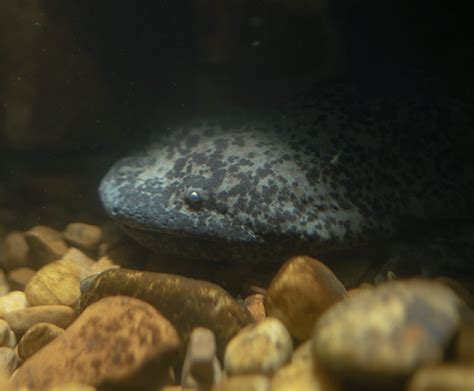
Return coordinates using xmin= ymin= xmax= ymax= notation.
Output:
xmin=0 ymin=0 xmax=472 ymax=231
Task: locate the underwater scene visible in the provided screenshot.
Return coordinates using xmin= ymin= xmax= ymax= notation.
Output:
xmin=0 ymin=0 xmax=473 ymax=389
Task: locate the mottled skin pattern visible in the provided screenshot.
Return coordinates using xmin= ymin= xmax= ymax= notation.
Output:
xmin=100 ymin=84 xmax=473 ymax=265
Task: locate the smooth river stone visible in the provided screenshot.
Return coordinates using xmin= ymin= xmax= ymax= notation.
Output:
xmin=312 ymin=279 xmax=461 ymax=384
xmin=13 ymin=296 xmax=180 ymax=390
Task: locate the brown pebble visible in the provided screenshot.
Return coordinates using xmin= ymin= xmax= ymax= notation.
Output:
xmin=25 ymin=225 xmax=69 ymax=265
xmin=244 ymin=294 xmax=266 ymax=322
xmin=18 ymin=322 xmax=65 ymax=361
xmin=63 ymin=222 xmax=103 ymax=252
xmin=1 ymin=231 xmax=31 ymax=270
xmin=13 ymin=296 xmax=181 ymax=390
xmin=265 ymin=256 xmax=347 ymax=341
xmin=6 ymin=267 xmax=36 ymax=291
xmin=455 ymin=306 xmax=474 ymax=363
xmin=1 ymin=304 xmax=74 ymax=336
xmin=0 ymin=270 xmax=9 ymax=296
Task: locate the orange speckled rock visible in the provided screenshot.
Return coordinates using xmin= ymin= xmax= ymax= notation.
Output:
xmin=13 ymin=296 xmax=181 ymax=390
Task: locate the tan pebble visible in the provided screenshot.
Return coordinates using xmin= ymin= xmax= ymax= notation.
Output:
xmin=244 ymin=294 xmax=265 ymax=322
xmin=2 ymin=305 xmax=74 ymax=336
xmin=0 ymin=370 xmax=14 ymax=391
xmin=12 ymin=296 xmax=181 ymax=390
xmin=211 ymin=375 xmax=269 ymax=391
xmin=90 ymin=256 xmax=120 ymax=275
xmin=347 ymin=288 xmax=363 ymax=297
xmin=63 ymin=222 xmax=103 ymax=252
xmin=25 ymin=248 xmax=95 ymax=307
xmin=265 ymin=256 xmax=347 ymax=341
xmin=18 ymin=322 xmax=64 ymax=361
xmin=408 ymin=364 xmax=474 ymax=391
xmin=1 ymin=231 xmax=31 ymax=270
xmin=224 ymin=317 xmax=292 ymax=376
xmin=359 ymin=282 xmax=374 ymax=290
xmin=0 ymin=347 xmax=19 ymax=376
xmin=24 ymin=225 xmax=69 ymax=265
xmin=49 ymin=383 xmax=96 ymax=391
xmin=312 ymin=279 xmax=461 ymax=384
xmin=182 ymin=327 xmax=222 ymax=389
xmin=291 ymin=340 xmax=312 ymax=362
xmin=271 ymin=359 xmax=338 ymax=391
xmin=0 ymin=270 xmax=9 ymax=296
xmin=6 ymin=267 xmax=36 ymax=291
xmin=0 ymin=291 xmax=29 ymax=317
xmin=60 ymin=248 xmax=96 ymax=278
xmin=0 ymin=319 xmax=16 ymax=348
xmin=25 ymin=261 xmax=82 ymax=307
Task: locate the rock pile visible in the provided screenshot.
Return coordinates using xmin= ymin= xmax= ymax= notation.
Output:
xmin=0 ymin=222 xmax=473 ymax=390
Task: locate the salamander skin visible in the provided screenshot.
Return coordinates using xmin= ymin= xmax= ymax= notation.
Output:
xmin=99 ymin=84 xmax=473 ymax=264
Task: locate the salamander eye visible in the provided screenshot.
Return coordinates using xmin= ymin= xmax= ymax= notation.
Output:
xmin=185 ymin=190 xmax=203 ymax=209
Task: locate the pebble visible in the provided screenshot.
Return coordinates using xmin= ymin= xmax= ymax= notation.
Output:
xmin=24 ymin=225 xmax=69 ymax=265
xmin=244 ymin=294 xmax=265 ymax=322
xmin=265 ymin=256 xmax=347 ymax=341
xmin=211 ymin=375 xmax=270 ymax=391
xmin=455 ymin=307 xmax=474 ymax=363
xmin=13 ymin=296 xmax=181 ymax=390
xmin=0 ymin=371 xmax=13 ymax=391
xmin=2 ymin=304 xmax=74 ymax=335
xmin=312 ymin=279 xmax=461 ymax=383
xmin=407 ymin=364 xmax=474 ymax=391
xmin=60 ymin=247 xmax=96 ymax=276
xmin=63 ymin=222 xmax=103 ymax=252
xmin=49 ymin=383 xmax=97 ymax=391
xmin=0 ymin=291 xmax=29 ymax=317
xmin=271 ymin=359 xmax=338 ymax=391
xmin=79 ymin=268 xmax=253 ymax=360
xmin=17 ymin=322 xmax=65 ymax=361
xmin=0 ymin=270 xmax=9 ymax=296
xmin=224 ymin=317 xmax=293 ymax=376
xmin=0 ymin=319 xmax=16 ymax=348
xmin=24 ymin=248 xmax=95 ymax=307
xmin=181 ymin=327 xmax=222 ymax=390
xmin=6 ymin=267 xmax=36 ymax=291
xmin=90 ymin=256 xmax=119 ymax=275
xmin=291 ymin=340 xmax=312 ymax=362
xmin=1 ymin=231 xmax=31 ymax=271
xmin=0 ymin=347 xmax=19 ymax=376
